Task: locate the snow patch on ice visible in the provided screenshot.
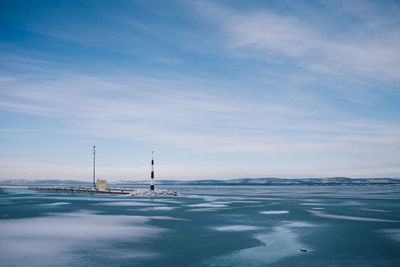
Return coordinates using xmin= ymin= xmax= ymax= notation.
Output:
xmin=40 ymin=202 xmax=70 ymax=206
xmin=152 ymin=199 xmax=183 ymax=204
xmin=260 ymin=210 xmax=289 ymax=215
xmin=187 ymin=202 xmax=228 ymax=208
xmin=148 ymin=216 xmax=188 ymax=221
xmin=308 ymin=209 xmax=398 ymax=222
xmin=140 ymin=206 xmax=176 ymax=211
xmin=0 ymin=210 xmax=165 ymax=266
xmin=0 ymin=200 xmax=15 ymax=205
xmin=186 ymin=195 xmax=224 ymax=202
xmin=128 ymin=189 xmax=179 ymax=197
xmin=186 ymin=208 xmax=223 ymax=212
xmin=95 ymin=201 xmax=162 ymax=206
xmin=283 ymin=221 xmax=314 ymax=228
xmin=342 ymin=201 xmax=363 ymax=206
xmin=300 ymin=203 xmax=326 ymax=206
xmin=379 ymin=229 xmax=400 ymax=243
xmin=215 ymin=225 xmax=261 ymax=231
xmin=252 ymin=197 xmax=284 ymax=200
xmin=362 ymin=208 xmax=391 ymax=213
xmin=231 ymin=200 xmax=260 ymax=203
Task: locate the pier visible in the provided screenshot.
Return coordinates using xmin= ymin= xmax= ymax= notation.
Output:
xmin=27 ymin=186 xmax=179 ymax=197
xmin=29 ymin=186 xmax=132 ymax=195
xmin=22 ymin=147 xmax=180 ymax=197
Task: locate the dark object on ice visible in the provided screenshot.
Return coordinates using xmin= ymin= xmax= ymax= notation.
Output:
xmin=300 ymin=248 xmax=307 ymax=252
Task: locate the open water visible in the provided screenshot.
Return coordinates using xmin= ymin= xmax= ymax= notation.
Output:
xmin=0 ymin=185 xmax=399 ymax=266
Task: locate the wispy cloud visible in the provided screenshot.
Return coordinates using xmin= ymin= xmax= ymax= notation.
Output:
xmin=150 ymin=58 xmax=182 ymax=65
xmin=194 ymin=1 xmax=400 ymax=81
xmin=1 ymin=73 xmax=399 ymax=157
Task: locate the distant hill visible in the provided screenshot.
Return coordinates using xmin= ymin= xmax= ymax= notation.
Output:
xmin=1 ymin=177 xmax=399 ymax=186
xmin=117 ymin=177 xmax=400 ymax=186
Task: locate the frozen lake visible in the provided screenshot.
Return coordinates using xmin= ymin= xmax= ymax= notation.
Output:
xmin=1 ymin=185 xmax=399 ymax=266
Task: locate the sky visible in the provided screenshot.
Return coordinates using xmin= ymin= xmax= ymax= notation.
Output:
xmin=0 ymin=0 xmax=399 ymax=181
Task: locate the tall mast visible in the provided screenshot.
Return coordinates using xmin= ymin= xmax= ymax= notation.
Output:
xmin=93 ymin=146 xmax=96 ymax=188
xmin=150 ymin=151 xmax=154 ymax=191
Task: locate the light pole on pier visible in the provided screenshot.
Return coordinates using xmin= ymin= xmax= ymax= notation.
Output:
xmin=93 ymin=146 xmax=96 ymax=188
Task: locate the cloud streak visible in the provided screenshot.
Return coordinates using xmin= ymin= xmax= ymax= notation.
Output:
xmin=0 ymin=67 xmax=399 ymax=179
xmin=194 ymin=1 xmax=400 ymax=81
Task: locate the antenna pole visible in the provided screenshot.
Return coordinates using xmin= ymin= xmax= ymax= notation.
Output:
xmin=93 ymin=146 xmax=96 ymax=188
xmin=150 ymin=151 xmax=154 ymax=190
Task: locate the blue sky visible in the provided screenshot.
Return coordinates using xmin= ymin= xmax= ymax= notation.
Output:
xmin=0 ymin=0 xmax=399 ymax=181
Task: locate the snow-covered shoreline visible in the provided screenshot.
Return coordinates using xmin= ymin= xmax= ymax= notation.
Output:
xmin=128 ymin=188 xmax=180 ymax=197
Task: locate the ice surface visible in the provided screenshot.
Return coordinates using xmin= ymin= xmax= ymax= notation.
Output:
xmin=1 ymin=185 xmax=399 ymax=266
xmin=209 ymin=224 xmax=307 ymax=266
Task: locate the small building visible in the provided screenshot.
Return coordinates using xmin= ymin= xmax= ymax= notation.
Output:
xmin=96 ymin=178 xmax=107 ymax=190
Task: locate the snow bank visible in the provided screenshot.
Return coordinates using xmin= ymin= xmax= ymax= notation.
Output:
xmin=128 ymin=188 xmax=179 ymax=197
